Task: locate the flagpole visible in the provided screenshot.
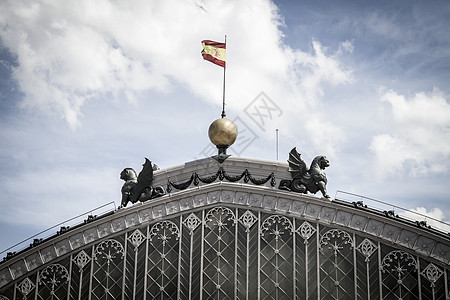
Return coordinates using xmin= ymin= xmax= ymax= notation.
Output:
xmin=221 ymin=35 xmax=227 ymax=118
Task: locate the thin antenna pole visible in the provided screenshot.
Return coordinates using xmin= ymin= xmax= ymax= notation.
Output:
xmin=276 ymin=128 xmax=279 ymax=160
xmin=221 ymin=35 xmax=227 ymax=118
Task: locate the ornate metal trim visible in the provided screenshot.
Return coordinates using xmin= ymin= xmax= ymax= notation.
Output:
xmin=205 ymin=206 xmax=236 ymax=231
xmin=182 ymin=213 xmax=202 ymax=235
xmin=261 ymin=215 xmax=294 ymax=240
xmin=420 ymin=263 xmax=443 ymax=288
xmin=73 ymin=250 xmax=91 ymax=271
xmin=16 ymin=277 xmax=35 ymax=298
xmin=149 ymin=221 xmax=180 ymax=246
xmin=297 ymin=221 xmax=316 ymax=244
xmin=356 ymin=238 xmax=377 ymax=262
xmin=37 ymin=263 xmax=69 ymax=295
xmin=319 ymin=229 xmax=354 ymax=253
xmin=167 ymin=166 xmax=276 ymax=192
xmin=239 ymin=210 xmax=258 ymax=232
xmin=381 ymin=250 xmax=418 ymax=274
xmin=93 ymin=239 xmax=125 ymax=263
xmin=127 ymin=229 xmax=147 ymax=251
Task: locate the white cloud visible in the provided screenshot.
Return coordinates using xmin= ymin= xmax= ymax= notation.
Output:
xmin=370 ymin=88 xmax=450 ymax=178
xmin=0 ymin=0 xmax=352 ymax=148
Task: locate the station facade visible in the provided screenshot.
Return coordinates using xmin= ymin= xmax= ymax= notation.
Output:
xmin=0 ymin=156 xmax=449 ymax=299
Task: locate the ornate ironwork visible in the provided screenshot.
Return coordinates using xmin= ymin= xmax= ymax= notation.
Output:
xmin=381 ymin=250 xmax=418 ymax=299
xmin=357 ymin=238 xmax=377 ymax=262
xmin=261 ymin=215 xmax=293 ymax=240
xmin=205 ymin=206 xmax=236 ymax=232
xmin=127 ymin=229 xmax=147 ymax=251
xmin=238 ymin=210 xmax=258 ymax=232
xmin=1 ymin=205 xmax=449 ymax=299
xmin=421 ymin=263 xmax=443 ymax=288
xmin=297 ymin=221 xmax=316 ymax=244
xmin=182 ymin=212 xmax=201 ymax=235
xmin=149 ymin=221 xmax=180 ymax=246
xmin=381 ymin=250 xmax=418 ymax=274
xmin=167 ymin=166 xmax=276 ymax=192
xmin=73 ymin=250 xmax=91 ymax=271
xmin=319 ymin=229 xmax=353 ymax=254
xmin=17 ymin=277 xmax=35 ymax=298
xmin=38 ymin=264 xmax=69 ymax=297
xmin=93 ymin=239 xmax=125 ymax=263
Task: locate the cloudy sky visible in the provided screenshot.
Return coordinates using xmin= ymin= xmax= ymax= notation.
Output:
xmin=1 ymin=0 xmax=449 ymax=253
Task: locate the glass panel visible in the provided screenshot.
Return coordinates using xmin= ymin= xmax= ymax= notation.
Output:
xmin=319 ymin=228 xmax=354 ymax=299
xmin=202 ymin=207 xmax=236 ymax=299
xmin=37 ymin=263 xmax=69 ymax=300
xmin=146 ymin=220 xmax=180 ymax=299
xmin=381 ymin=247 xmax=418 ymax=300
xmin=91 ymin=238 xmax=125 ymax=300
xmin=260 ymin=214 xmax=294 ymax=299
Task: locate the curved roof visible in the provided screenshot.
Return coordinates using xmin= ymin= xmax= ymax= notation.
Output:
xmin=1 ymin=156 xmax=449 ymax=291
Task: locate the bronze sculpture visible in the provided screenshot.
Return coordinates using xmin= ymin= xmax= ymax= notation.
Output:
xmin=120 ymin=158 xmax=165 ymax=208
xmin=279 ymin=147 xmax=330 ymax=199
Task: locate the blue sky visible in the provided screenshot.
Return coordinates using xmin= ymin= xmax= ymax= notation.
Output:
xmin=1 ymin=0 xmax=449 ymax=253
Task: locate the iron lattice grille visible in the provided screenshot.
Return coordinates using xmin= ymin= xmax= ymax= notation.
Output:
xmin=37 ymin=264 xmax=69 ymax=300
xmin=203 ymin=207 xmax=236 ymax=299
xmin=381 ymin=250 xmax=419 ymax=299
xmin=319 ymin=229 xmax=355 ymax=299
xmin=1 ymin=205 xmax=450 ymax=300
xmin=91 ymin=238 xmax=125 ymax=300
xmin=147 ymin=220 xmax=180 ymax=299
xmin=260 ymin=215 xmax=294 ymax=299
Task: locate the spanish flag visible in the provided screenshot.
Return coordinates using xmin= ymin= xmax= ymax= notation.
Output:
xmin=201 ymin=40 xmax=226 ymax=68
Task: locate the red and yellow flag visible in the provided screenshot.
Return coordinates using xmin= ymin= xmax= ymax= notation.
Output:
xmin=201 ymin=40 xmax=226 ymax=68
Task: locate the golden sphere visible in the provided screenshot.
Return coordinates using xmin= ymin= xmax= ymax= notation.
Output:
xmin=208 ymin=118 xmax=238 ymax=146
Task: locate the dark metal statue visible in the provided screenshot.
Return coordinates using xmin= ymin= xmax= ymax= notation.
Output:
xmin=279 ymin=147 xmax=330 ymax=199
xmin=119 ymin=158 xmax=165 ymax=208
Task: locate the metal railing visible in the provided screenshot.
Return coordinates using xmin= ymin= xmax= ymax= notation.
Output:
xmin=335 ymin=190 xmax=450 ymax=235
xmin=0 ymin=201 xmax=117 ymax=260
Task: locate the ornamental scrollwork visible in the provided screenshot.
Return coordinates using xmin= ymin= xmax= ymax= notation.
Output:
xmin=261 ymin=215 xmax=293 ymax=240
xmin=128 ymin=229 xmax=147 ymax=251
xmin=319 ymin=229 xmax=353 ymax=255
xmin=73 ymin=250 xmax=91 ymax=271
xmin=381 ymin=250 xmax=417 ymax=277
xmin=205 ymin=207 xmax=236 ymax=233
xmin=357 ymin=238 xmax=377 ymax=262
xmin=16 ymin=277 xmax=35 ymax=298
xmin=183 ymin=213 xmax=202 ymax=235
xmin=420 ymin=263 xmax=443 ymax=288
xmin=167 ymin=166 xmax=276 ymax=192
xmin=239 ymin=210 xmax=258 ymax=232
xmin=297 ymin=221 xmax=316 ymax=244
xmin=149 ymin=221 xmax=180 ymax=246
xmin=93 ymin=239 xmax=125 ymax=264
xmin=38 ymin=264 xmax=69 ymax=294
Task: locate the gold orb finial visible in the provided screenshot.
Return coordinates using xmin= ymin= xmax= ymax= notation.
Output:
xmin=208 ymin=118 xmax=238 ymax=147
